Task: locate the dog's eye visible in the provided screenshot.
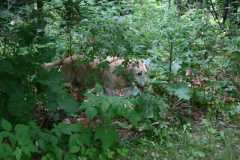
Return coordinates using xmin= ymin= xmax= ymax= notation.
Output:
xmin=137 ymin=72 xmax=142 ymax=76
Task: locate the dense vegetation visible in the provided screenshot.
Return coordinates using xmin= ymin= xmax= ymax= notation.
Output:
xmin=0 ymin=0 xmax=239 ymax=159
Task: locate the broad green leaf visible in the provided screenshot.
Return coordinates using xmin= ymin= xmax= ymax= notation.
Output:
xmin=15 ymin=125 xmax=36 ymax=154
xmin=14 ymin=147 xmax=22 ymax=160
xmin=53 ymin=123 xmax=72 ymax=136
xmin=69 ymin=132 xmax=92 ymax=153
xmin=0 ymin=131 xmax=12 ymax=143
xmin=127 ymin=111 xmax=141 ymax=126
xmin=95 ymin=126 xmax=118 ymax=149
xmin=1 ymin=119 xmax=12 ymax=131
xmin=100 ymin=99 xmax=110 ymax=112
xmin=0 ymin=144 xmax=13 ymax=159
xmin=172 ymin=61 xmax=181 ymax=75
xmin=68 ymin=123 xmax=84 ymax=133
xmin=86 ymin=107 xmax=98 ymax=120
xmin=167 ymin=84 xmax=191 ymax=100
xmin=58 ymin=95 xmax=79 ymax=114
xmin=69 ymin=134 xmax=82 ymax=153
xmin=64 ymin=154 xmax=78 ymax=160
xmin=69 ymin=145 xmax=80 ymax=154
xmin=174 ymin=86 xmax=191 ymax=100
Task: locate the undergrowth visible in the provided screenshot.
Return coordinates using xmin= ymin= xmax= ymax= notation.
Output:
xmin=0 ymin=0 xmax=239 ymax=159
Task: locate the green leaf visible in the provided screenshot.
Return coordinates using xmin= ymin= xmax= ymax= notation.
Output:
xmin=172 ymin=60 xmax=182 ymax=75
xmin=167 ymin=84 xmax=191 ymax=100
xmin=0 ymin=131 xmax=12 ymax=143
xmin=69 ymin=132 xmax=92 ymax=153
xmin=0 ymin=144 xmax=13 ymax=159
xmin=68 ymin=123 xmax=84 ymax=133
xmin=69 ymin=134 xmax=81 ymax=153
xmin=14 ymin=147 xmax=22 ymax=160
xmin=53 ymin=123 xmax=73 ymax=136
xmin=127 ymin=111 xmax=141 ymax=126
xmin=1 ymin=119 xmax=12 ymax=131
xmin=100 ymin=99 xmax=110 ymax=112
xmin=86 ymin=107 xmax=98 ymax=120
xmin=64 ymin=154 xmax=78 ymax=160
xmin=7 ymin=89 xmax=35 ymax=121
xmin=69 ymin=145 xmax=80 ymax=154
xmin=95 ymin=126 xmax=118 ymax=149
xmin=58 ymin=95 xmax=79 ymax=114
xmin=15 ymin=125 xmax=36 ymax=154
xmin=174 ymin=86 xmax=191 ymax=100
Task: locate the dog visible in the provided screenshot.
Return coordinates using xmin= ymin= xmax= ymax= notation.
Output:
xmin=42 ymin=55 xmax=149 ymax=97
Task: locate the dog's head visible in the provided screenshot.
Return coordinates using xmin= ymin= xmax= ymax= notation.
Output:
xmin=128 ymin=59 xmax=150 ymax=89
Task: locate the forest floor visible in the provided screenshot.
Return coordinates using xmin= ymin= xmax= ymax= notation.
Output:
xmin=122 ymin=118 xmax=240 ymax=160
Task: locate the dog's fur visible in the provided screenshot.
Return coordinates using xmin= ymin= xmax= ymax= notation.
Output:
xmin=42 ymin=55 xmax=149 ymax=96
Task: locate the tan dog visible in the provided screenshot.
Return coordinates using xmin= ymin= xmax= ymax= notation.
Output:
xmin=42 ymin=55 xmax=149 ymax=96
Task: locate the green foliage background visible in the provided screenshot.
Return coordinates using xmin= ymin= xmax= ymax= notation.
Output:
xmin=0 ymin=0 xmax=239 ymax=159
